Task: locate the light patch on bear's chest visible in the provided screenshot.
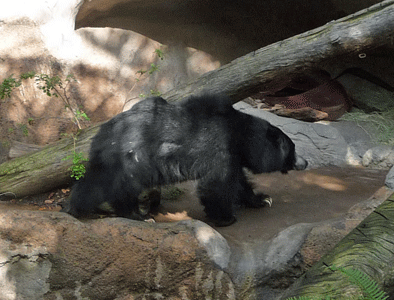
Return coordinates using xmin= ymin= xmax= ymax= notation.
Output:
xmin=158 ymin=142 xmax=182 ymax=156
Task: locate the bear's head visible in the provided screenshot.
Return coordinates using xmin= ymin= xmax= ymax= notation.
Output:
xmin=243 ymin=119 xmax=307 ymax=174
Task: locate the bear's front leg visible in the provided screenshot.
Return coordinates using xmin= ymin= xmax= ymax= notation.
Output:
xmin=197 ymin=175 xmax=240 ymax=227
xmin=238 ymin=172 xmax=273 ymax=208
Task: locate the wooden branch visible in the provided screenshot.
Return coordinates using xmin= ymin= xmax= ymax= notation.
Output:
xmin=164 ymin=0 xmax=394 ymax=104
xmin=1 ymin=0 xmax=394 ymax=198
xmin=0 ymin=125 xmax=100 ymax=199
xmin=283 ymin=192 xmax=394 ymax=298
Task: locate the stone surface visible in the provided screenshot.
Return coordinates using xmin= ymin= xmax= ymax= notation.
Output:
xmin=362 ymin=146 xmax=394 ymax=169
xmin=386 ymin=167 xmax=394 ymax=190
xmin=329 ymin=120 xmax=374 ymax=159
xmin=0 ymin=210 xmax=235 ymax=300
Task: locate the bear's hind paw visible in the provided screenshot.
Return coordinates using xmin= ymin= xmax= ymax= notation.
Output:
xmin=213 ymin=216 xmax=237 ymax=227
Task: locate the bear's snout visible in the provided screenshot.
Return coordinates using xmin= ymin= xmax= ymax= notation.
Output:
xmin=294 ymin=154 xmax=308 ymax=170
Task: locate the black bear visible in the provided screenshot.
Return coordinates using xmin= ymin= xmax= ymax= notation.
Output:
xmin=63 ymin=94 xmax=307 ymax=226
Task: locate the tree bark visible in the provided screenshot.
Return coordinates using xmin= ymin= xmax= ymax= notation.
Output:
xmin=0 ymin=125 xmax=100 ymax=199
xmin=1 ymin=0 xmax=394 ymax=198
xmin=282 ymin=193 xmax=394 ymax=299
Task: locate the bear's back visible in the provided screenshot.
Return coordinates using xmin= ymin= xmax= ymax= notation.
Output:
xmin=178 ymin=94 xmax=234 ymax=117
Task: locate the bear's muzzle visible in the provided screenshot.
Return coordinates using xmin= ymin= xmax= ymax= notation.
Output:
xmin=294 ymin=154 xmax=308 ymax=170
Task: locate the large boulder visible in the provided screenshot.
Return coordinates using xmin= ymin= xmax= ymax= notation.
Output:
xmin=0 ymin=209 xmax=234 ymax=300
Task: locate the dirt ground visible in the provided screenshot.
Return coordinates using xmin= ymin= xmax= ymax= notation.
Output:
xmin=154 ymin=166 xmax=388 ymax=241
xmin=0 ymin=165 xmax=388 ymax=244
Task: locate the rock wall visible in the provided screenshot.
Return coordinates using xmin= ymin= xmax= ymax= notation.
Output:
xmin=0 ymin=0 xmax=219 ymax=148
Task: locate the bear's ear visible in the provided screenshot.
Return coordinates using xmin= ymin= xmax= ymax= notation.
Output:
xmin=266 ymin=125 xmax=281 ymax=145
xmin=274 ymin=131 xmax=299 ymax=173
xmin=266 ymin=126 xmax=290 ymax=150
xmin=278 ymin=135 xmax=292 ymax=172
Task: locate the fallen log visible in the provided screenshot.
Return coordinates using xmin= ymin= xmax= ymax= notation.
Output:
xmin=0 ymin=125 xmax=100 ymax=199
xmin=164 ymin=0 xmax=394 ymax=103
xmin=8 ymin=141 xmax=44 ymax=159
xmin=282 ymin=192 xmax=394 ymax=299
xmin=1 ymin=0 xmax=394 ymax=198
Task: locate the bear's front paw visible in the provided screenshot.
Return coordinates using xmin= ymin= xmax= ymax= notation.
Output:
xmin=247 ymin=194 xmax=273 ymax=208
xmin=262 ymin=196 xmax=273 ymax=207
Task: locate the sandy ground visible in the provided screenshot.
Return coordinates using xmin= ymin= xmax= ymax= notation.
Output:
xmin=154 ymin=166 xmax=388 ymax=241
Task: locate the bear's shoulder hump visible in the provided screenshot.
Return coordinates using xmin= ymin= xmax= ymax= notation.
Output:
xmin=130 ymin=96 xmax=169 ymax=112
xmin=180 ymin=94 xmax=234 ymax=115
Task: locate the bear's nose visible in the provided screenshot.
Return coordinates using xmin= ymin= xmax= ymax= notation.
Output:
xmin=294 ymin=154 xmax=308 ymax=170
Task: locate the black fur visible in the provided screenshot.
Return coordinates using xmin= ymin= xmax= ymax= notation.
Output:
xmin=64 ymin=94 xmax=307 ymax=226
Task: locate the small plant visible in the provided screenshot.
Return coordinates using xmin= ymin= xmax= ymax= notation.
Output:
xmin=286 ymin=265 xmax=388 ymax=300
xmin=19 ymin=71 xmax=36 ymax=80
xmin=27 ymin=117 xmax=35 ymax=125
xmin=34 ymin=73 xmax=86 ymax=129
xmin=139 ymin=90 xmax=163 ymax=98
xmin=1 ymin=71 xmax=90 ymax=180
xmin=0 ymin=75 xmax=21 ymax=99
xmin=61 ymin=133 xmax=88 ymax=180
xmin=330 ymin=266 xmax=388 ymax=300
xmin=154 ymin=48 xmax=164 ymax=60
xmin=35 ymin=73 xmax=89 ymax=179
xmin=62 ymin=151 xmax=88 ymax=180
xmin=75 ymin=109 xmax=90 ymax=122
xmin=0 ymin=72 xmax=36 ymax=100
xmin=149 ymin=90 xmax=162 ymax=97
xmin=18 ymin=123 xmax=29 ymax=137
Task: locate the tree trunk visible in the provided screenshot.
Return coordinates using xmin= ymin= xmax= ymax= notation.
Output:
xmin=164 ymin=0 xmax=394 ymax=104
xmin=282 ymin=193 xmax=394 ymax=299
xmin=1 ymin=0 xmax=394 ymax=198
xmin=0 ymin=125 xmax=100 ymax=199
